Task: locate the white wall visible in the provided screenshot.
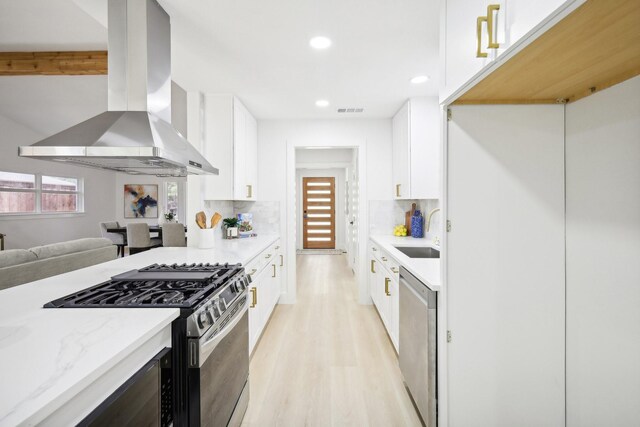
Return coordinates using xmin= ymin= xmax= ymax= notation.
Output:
xmin=295 ymin=148 xmax=353 ymax=164
xmin=259 ymin=119 xmax=392 ymax=203
xmin=565 ymin=76 xmax=640 ymax=426
xmin=296 ymin=168 xmax=346 ymax=250
xmin=0 ymin=114 xmax=116 ymax=249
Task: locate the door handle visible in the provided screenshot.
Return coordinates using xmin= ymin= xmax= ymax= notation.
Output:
xmin=371 ymin=259 xmax=376 ymax=273
xmin=272 ymin=264 xmax=276 ymax=278
xmin=487 ymin=4 xmax=500 ymax=49
xmin=476 ymin=16 xmax=488 ymax=58
xmin=385 ymin=277 xmax=391 ymax=296
xmin=280 ymin=254 xmax=284 ymax=267
xmin=395 ymin=184 xmax=401 ymax=197
xmin=246 ymin=184 xmax=253 ymax=198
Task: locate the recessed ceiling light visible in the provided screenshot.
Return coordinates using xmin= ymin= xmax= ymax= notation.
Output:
xmin=309 ymin=36 xmax=332 ymax=49
xmin=410 ymin=75 xmax=430 ymax=84
xmin=315 ymin=99 xmax=330 ymax=108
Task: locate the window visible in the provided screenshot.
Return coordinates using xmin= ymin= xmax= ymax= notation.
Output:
xmin=165 ymin=182 xmax=179 ymax=218
xmin=0 ymin=171 xmax=83 ymax=215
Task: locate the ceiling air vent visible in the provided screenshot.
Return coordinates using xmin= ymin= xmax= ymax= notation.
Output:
xmin=337 ymin=108 xmax=364 ymax=113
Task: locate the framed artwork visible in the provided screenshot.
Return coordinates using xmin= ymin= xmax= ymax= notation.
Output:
xmin=124 ymin=184 xmax=158 ymax=218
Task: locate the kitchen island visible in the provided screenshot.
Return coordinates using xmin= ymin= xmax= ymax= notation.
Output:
xmin=0 ymin=235 xmax=279 ymax=426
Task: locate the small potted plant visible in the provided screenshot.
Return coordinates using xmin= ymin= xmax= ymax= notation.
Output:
xmin=164 ymin=212 xmax=176 ymax=223
xmin=222 ymin=217 xmax=239 ymax=239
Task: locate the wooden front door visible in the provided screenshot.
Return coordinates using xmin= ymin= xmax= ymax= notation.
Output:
xmin=302 ymin=177 xmax=336 ymax=249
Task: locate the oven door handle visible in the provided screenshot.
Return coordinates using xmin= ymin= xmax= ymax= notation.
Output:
xmin=198 ymin=299 xmax=248 ymax=367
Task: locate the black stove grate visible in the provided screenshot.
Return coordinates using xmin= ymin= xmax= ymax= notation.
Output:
xmin=44 ymin=263 xmax=244 ymax=309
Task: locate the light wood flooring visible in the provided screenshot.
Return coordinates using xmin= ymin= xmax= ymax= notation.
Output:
xmin=241 ymin=254 xmax=422 ymax=427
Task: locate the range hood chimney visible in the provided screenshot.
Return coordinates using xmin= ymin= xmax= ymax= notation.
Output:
xmin=19 ymin=0 xmax=218 ymax=177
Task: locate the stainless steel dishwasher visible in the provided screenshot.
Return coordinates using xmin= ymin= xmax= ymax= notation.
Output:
xmin=399 ymin=266 xmax=437 ymax=426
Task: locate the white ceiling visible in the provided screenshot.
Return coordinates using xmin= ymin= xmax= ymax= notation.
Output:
xmin=0 ymin=0 xmax=439 ymax=124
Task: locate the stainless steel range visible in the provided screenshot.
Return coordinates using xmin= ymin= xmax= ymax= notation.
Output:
xmin=46 ymin=262 xmax=251 ymax=427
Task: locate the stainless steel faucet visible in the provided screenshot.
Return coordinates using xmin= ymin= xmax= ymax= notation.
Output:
xmin=426 ymin=208 xmax=440 ymax=232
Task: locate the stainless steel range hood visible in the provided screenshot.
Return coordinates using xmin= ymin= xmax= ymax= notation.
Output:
xmin=19 ymin=0 xmax=218 ymax=177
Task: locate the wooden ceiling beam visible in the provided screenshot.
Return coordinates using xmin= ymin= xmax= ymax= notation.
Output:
xmin=0 ymin=51 xmax=107 ymax=76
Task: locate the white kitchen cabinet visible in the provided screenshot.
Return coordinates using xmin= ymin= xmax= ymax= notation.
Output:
xmin=441 ymin=0 xmax=494 ymax=102
xmin=440 ymin=0 xmax=577 ymax=102
xmin=202 ymin=95 xmax=257 ymax=201
xmin=247 ymin=239 xmax=281 ymax=355
xmin=248 ymin=265 xmax=268 ymax=354
xmin=446 ymin=105 xmax=565 ymax=426
xmin=368 ymin=241 xmax=400 ymax=353
xmin=388 ymin=275 xmax=399 ymax=351
xmin=391 ymin=97 xmax=440 ymax=200
xmin=392 ymin=102 xmax=410 ymax=199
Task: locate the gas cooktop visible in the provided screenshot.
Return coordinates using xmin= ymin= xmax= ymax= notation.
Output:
xmin=44 ymin=263 xmax=244 ymax=309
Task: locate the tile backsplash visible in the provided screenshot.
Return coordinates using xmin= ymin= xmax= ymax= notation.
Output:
xmin=202 ymin=200 xmax=281 ymax=238
xmin=234 ymin=201 xmax=280 ymax=235
xmin=369 ymin=199 xmax=441 ymax=241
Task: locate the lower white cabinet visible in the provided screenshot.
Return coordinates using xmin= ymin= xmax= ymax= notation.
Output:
xmin=369 ymin=241 xmax=399 ymax=352
xmin=248 ymin=240 xmax=282 ymax=355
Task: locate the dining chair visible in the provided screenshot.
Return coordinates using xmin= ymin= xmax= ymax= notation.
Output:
xmin=126 ymin=223 xmax=162 ymax=255
xmin=99 ymin=221 xmax=126 ymax=257
xmin=162 ymin=223 xmax=187 ymax=247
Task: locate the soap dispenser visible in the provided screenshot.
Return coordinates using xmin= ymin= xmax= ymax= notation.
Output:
xmin=411 ymin=209 xmax=424 ymax=238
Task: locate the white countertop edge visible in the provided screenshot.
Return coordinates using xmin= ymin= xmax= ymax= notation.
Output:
xmin=369 ymin=234 xmax=442 ymax=292
xmin=8 ymin=309 xmax=179 ymax=427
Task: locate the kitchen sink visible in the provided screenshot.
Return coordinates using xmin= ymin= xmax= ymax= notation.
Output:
xmin=393 ymin=246 xmax=440 ymax=259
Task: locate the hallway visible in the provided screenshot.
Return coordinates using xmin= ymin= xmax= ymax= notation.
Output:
xmin=242 ymin=254 xmax=422 ymax=426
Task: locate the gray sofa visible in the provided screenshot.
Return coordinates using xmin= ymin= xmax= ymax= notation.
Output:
xmin=0 ymin=238 xmax=117 ymax=291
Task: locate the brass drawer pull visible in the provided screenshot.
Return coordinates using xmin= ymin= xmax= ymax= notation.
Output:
xmin=247 ymin=184 xmax=253 ymax=198
xmin=395 ymin=184 xmax=401 ymax=197
xmin=272 ymin=264 xmax=276 ymax=278
xmin=248 ymin=268 xmax=257 ymax=276
xmin=381 ymin=257 xmax=388 ymax=262
xmin=391 ymin=267 xmax=399 ymax=274
xmin=280 ymin=254 xmax=284 ymax=267
xmin=250 ymin=287 xmax=257 ymax=308
xmin=385 ymin=277 xmax=391 ymax=296
xmin=476 ymin=16 xmax=488 ymax=58
xmin=487 ymin=4 xmax=500 ymax=49
xmin=371 ymin=259 xmax=376 ymax=273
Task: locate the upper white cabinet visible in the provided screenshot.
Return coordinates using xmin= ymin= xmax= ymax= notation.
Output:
xmin=440 ymin=0 xmax=576 ymax=102
xmin=392 ymin=97 xmax=441 ymax=200
xmin=203 ymin=95 xmax=258 ymax=201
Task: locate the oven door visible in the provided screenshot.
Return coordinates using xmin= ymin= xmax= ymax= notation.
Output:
xmin=188 ymin=297 xmax=249 ymax=427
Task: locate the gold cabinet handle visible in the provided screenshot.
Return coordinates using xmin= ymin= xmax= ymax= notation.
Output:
xmin=487 ymin=4 xmax=500 ymax=49
xmin=371 ymin=259 xmax=376 ymax=273
xmin=372 ymin=247 xmax=377 ymax=252
xmin=476 ymin=16 xmax=488 ymax=58
xmin=381 ymin=256 xmax=388 ymax=262
xmin=391 ymin=267 xmax=399 ymax=274
xmin=385 ymin=277 xmax=391 ymax=296
xmin=272 ymin=264 xmax=276 ymax=278
xmin=250 ymin=287 xmax=257 ymax=308
xmin=265 ymin=253 xmax=272 ymax=259
xmin=248 ymin=268 xmax=257 ymax=276
xmin=275 ymin=246 xmax=280 ymax=250
xmin=395 ymin=184 xmax=401 ymax=197
xmin=247 ymin=184 xmax=253 ymax=198
xmin=280 ymin=254 xmax=284 ymax=267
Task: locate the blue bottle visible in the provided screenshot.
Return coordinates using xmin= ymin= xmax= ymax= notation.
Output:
xmin=411 ymin=210 xmax=424 ymax=238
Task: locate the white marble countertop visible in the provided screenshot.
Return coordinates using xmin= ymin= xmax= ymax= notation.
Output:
xmin=0 ymin=234 xmax=279 ymax=426
xmin=369 ymin=235 xmax=441 ymax=291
